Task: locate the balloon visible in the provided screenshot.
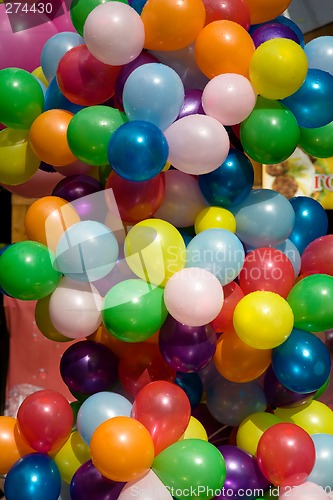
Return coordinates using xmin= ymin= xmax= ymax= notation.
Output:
xmin=67 ymin=105 xmax=127 ymax=166
xmin=195 ymin=207 xmax=236 ymax=234
xmin=0 ymin=241 xmax=61 ymax=300
xmin=240 ymin=97 xmax=300 ymax=164
xmin=90 ymin=416 xmax=154 ymax=482
xmin=232 ymin=189 xmax=295 ymax=248
xmin=236 ymin=412 xmax=282 ymax=457
xmin=102 ymin=279 xmax=168 ymax=342
xmin=251 ymin=22 xmax=300 ymax=48
xmin=186 ymin=228 xmax=245 ymax=285
xmin=287 ymin=274 xmax=333 ymax=332
xmin=52 ymin=174 xmax=101 ymax=202
xmin=257 ymin=422 xmax=315 ymax=487
xmin=53 ymin=431 xmax=90 ymax=484
xmin=178 ymin=88 xmax=205 ymax=119
xmin=279 ymin=482 xmax=330 ymax=500
xmin=35 ymin=294 xmax=72 ymax=342
xmin=17 ymin=390 xmax=73 ymax=453
xmin=214 ymin=330 xmax=272 ymax=383
xmin=183 ymin=416 xmax=208 ymax=441
xmin=0 ymin=68 xmax=44 ymax=129
xmin=123 ymin=63 xmax=184 ymax=131
xmin=299 ymin=120 xmax=333 ymax=158
xmin=288 ymin=196 xmax=328 ymax=255
xmin=84 ymin=3 xmax=144 ymax=66
xmin=141 ymin=0 xmax=206 ymax=51
xmin=274 ymin=239 xmax=301 ymax=278
xmin=44 ymin=77 xmax=84 ymax=114
xmin=233 ymin=291 xmax=294 ymax=349
xmin=54 ymin=159 xmax=92 ymax=177
xmin=159 ymin=315 xmax=217 ymax=373
xmin=246 ymin=0 xmax=292 ymax=25
xmin=154 ymin=170 xmax=207 ymax=228
xmin=211 ymin=281 xmax=244 ymax=333
xmin=301 ymin=235 xmax=333 ymax=276
xmin=41 ymin=31 xmax=84 ymax=83
xmin=305 ymin=36 xmax=333 ymax=76
xmin=57 ymin=45 xmax=121 ymax=106
xmin=274 ymin=400 xmax=333 ymax=435
xmin=118 ymin=470 xmax=173 ymax=500
xmin=164 ymin=267 xmax=224 ymax=327
xmin=60 ymin=340 xmax=118 ymax=396
xmin=0 ymin=128 xmax=40 ymax=185
xmin=174 ymin=373 xmax=203 ymax=409
xmin=202 ymin=73 xmax=256 ymax=126
xmin=308 ymin=434 xmax=333 ymax=488
xmin=1 ymin=168 xmax=64 ymax=198
xmin=264 ymin=366 xmax=315 ymax=409
xmin=194 ymin=20 xmax=255 ymax=79
xmin=4 ymin=453 xmax=61 ymax=500
xmin=164 ymin=114 xmax=230 ymax=175
xmin=202 ymin=0 xmax=250 ymax=29
xmin=152 ymin=439 xmax=226 ymax=500
xmin=70 ymin=460 xmax=125 ymax=500
xmin=0 ymin=416 xmax=34 ymax=474
xmin=198 ymin=148 xmax=254 ymax=208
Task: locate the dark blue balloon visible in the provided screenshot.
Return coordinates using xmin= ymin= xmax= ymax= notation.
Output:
xmin=274 ymin=16 xmax=305 ymax=47
xmin=198 ymin=149 xmax=254 ymax=208
xmin=264 ymin=365 xmax=315 ymax=409
xmin=282 ymin=69 xmax=333 ymax=128
xmin=4 ymin=453 xmax=61 ymax=500
xmin=130 ymin=0 xmax=147 ymax=14
xmin=44 ymin=77 xmax=85 ymax=114
xmin=174 ymin=372 xmax=203 ymax=409
xmin=272 ymin=328 xmax=331 ymax=394
xmin=288 ymin=196 xmax=328 ymax=254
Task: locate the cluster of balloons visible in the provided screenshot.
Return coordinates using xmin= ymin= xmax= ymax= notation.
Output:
xmin=1 ymin=0 xmax=333 ymax=498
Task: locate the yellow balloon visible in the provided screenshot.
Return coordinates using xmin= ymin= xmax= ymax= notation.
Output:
xmin=0 ymin=128 xmax=40 ymax=185
xmin=236 ymin=412 xmax=281 ymax=456
xmin=195 ymin=207 xmax=236 ymax=234
xmin=124 ymin=218 xmax=186 ymax=287
xmin=233 ymin=291 xmax=294 ymax=349
xmin=162 ymin=161 xmax=171 ymax=172
xmin=35 ymin=295 xmax=72 ymax=342
xmin=183 ymin=417 xmax=208 ymax=441
xmin=249 ymin=38 xmax=308 ymax=100
xmin=53 ymin=431 xmax=90 ymax=484
xmin=31 ymin=66 xmax=49 ymax=88
xmin=274 ymin=400 xmax=333 ymax=435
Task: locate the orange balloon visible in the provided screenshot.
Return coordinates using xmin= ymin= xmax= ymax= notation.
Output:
xmin=88 ymin=325 xmax=131 ymax=358
xmin=214 ymin=330 xmax=272 ymax=383
xmin=0 ymin=417 xmax=34 ymax=474
xmin=24 ymin=195 xmax=80 ymax=253
xmin=141 ymin=0 xmax=206 ymax=51
xmin=29 ymin=110 xmax=77 ymax=166
xmin=246 ymin=0 xmax=292 ymax=24
xmin=35 ymin=295 xmax=72 ymax=342
xmin=195 ymin=20 xmax=255 ymax=78
xmin=90 ymin=416 xmax=154 ymax=482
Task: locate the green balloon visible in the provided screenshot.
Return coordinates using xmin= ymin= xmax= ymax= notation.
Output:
xmin=102 ymin=279 xmax=168 ymax=342
xmin=70 ymin=0 xmax=128 ymax=37
xmin=299 ymin=121 xmax=333 ymax=158
xmin=287 ymin=274 xmax=333 ymax=332
xmin=152 ymin=439 xmax=226 ymax=500
xmin=0 ymin=68 xmax=44 ymax=129
xmin=313 ymin=375 xmax=330 ymax=400
xmin=240 ymin=96 xmax=300 ymax=164
xmin=67 ymin=105 xmax=127 ymax=166
xmin=0 ymin=241 xmax=61 ymax=300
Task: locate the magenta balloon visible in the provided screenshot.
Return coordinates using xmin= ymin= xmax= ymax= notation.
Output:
xmin=52 ymin=3 xmax=76 ymax=32
xmin=178 ymin=89 xmax=205 ymax=119
xmin=251 ymin=22 xmax=300 ymax=48
xmin=1 ymin=169 xmax=64 ymax=198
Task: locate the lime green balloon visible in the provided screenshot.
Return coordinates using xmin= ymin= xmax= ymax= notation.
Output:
xmin=0 ymin=241 xmax=61 ymax=300
xmin=313 ymin=376 xmax=330 ymax=400
xmin=240 ymin=96 xmax=300 ymax=164
xmin=0 ymin=68 xmax=44 ymax=129
xmin=70 ymin=0 xmax=128 ymax=37
xmin=287 ymin=274 xmax=333 ymax=332
xmin=67 ymin=106 xmax=127 ymax=166
xmin=102 ymin=279 xmax=168 ymax=342
xmin=299 ymin=121 xmax=333 ymax=158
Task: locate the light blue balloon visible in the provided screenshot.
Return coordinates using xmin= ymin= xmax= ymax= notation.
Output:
xmin=55 ymin=220 xmax=119 ymax=282
xmin=308 ymin=433 xmax=333 ymax=488
xmin=123 ymin=63 xmax=185 ymax=131
xmin=305 ymin=36 xmax=333 ymax=76
xmin=274 ymin=239 xmax=301 ymax=277
xmin=32 ymin=75 xmax=47 ymax=96
xmin=77 ymin=392 xmax=132 ymax=445
xmin=186 ymin=228 xmax=245 ymax=285
xmin=41 ymin=31 xmax=84 ymax=83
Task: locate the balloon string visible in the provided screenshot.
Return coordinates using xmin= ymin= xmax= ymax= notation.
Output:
xmin=208 ymin=425 xmax=228 ymax=440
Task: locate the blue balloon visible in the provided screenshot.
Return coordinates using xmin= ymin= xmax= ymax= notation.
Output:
xmin=288 ymin=196 xmax=328 ymax=254
xmin=130 ymin=0 xmax=147 ymax=14
xmin=123 ymin=63 xmax=185 ymax=131
xmin=77 ymin=392 xmax=132 ymax=445
xmin=308 ymin=433 xmax=333 ymax=488
xmin=272 ymin=328 xmax=331 ymax=394
xmin=174 ymin=372 xmax=203 ymax=409
xmin=108 ymin=120 xmax=169 ymax=181
xmin=282 ymin=69 xmax=333 ymax=128
xmin=274 ymin=239 xmax=301 ymax=277
xmin=44 ymin=77 xmax=85 ymax=114
xmin=275 ymin=16 xmax=305 ymax=47
xmin=305 ymin=36 xmax=333 ymax=76
xmin=55 ymin=220 xmax=119 ymax=282
xmin=198 ymin=149 xmax=254 ymax=208
xmin=32 ymin=75 xmax=47 ymax=96
xmin=186 ymin=228 xmax=245 ymax=285
xmin=178 ymin=229 xmax=194 ymax=246
xmin=4 ymin=453 xmax=61 ymax=500
xmin=41 ymin=31 xmax=84 ymax=83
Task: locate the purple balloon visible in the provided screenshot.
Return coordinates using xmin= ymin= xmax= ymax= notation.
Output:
xmin=60 ymin=341 xmax=118 ymax=395
xmin=251 ymin=22 xmax=300 ymax=48
xmin=70 ymin=460 xmax=125 ymax=500
xmin=263 ymin=366 xmax=315 ymax=408
xmin=159 ymin=315 xmax=217 ymax=373
xmin=215 ymin=445 xmax=270 ymax=499
xmin=52 ymin=174 xmax=102 ymax=201
xmin=178 ymin=89 xmax=205 ymax=119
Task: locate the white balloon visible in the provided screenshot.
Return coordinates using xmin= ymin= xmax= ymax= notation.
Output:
xmin=118 ymin=470 xmax=173 ymax=500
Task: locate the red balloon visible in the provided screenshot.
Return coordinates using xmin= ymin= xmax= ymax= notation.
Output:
xmin=238 ymin=247 xmax=295 ymax=298
xmin=202 ymin=0 xmax=251 ymax=29
xmin=301 ymin=235 xmax=333 ymax=276
xmin=212 ymin=281 xmax=244 ymax=333
xmin=131 ymin=380 xmax=191 ymax=455
xmin=257 ymin=422 xmax=315 ymax=487
xmin=118 ymin=343 xmax=176 ymax=397
xmin=105 ymin=171 xmax=165 ymax=224
xmin=17 ymin=390 xmax=73 ymax=454
xmin=57 ymin=45 xmax=121 ymax=106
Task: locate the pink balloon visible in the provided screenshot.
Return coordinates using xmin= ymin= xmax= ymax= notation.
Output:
xmin=53 ymin=160 xmax=93 ymax=177
xmin=1 ymin=170 xmax=65 ymax=198
xmin=279 ymin=482 xmax=330 ymax=499
xmin=52 ymin=2 xmax=76 ymax=32
xmin=202 ymin=73 xmax=257 ymax=126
